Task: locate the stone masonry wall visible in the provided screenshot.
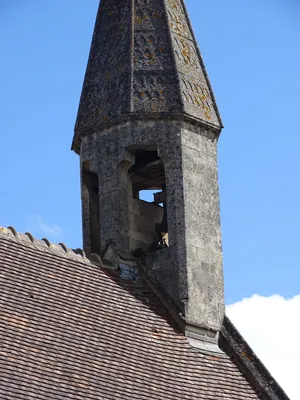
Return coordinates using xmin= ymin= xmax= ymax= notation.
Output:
xmin=80 ymin=118 xmax=224 ymax=332
xmin=128 ymin=198 xmax=164 ymax=252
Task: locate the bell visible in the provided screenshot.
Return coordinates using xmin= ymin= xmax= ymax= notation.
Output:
xmin=149 ymin=235 xmax=168 ymax=252
xmin=151 ymin=198 xmax=168 ymax=252
xmin=155 ymin=202 xmax=168 ymax=238
xmin=150 ymin=186 xmax=168 ymax=252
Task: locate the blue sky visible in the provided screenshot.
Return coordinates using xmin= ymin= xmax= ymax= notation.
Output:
xmin=1 ymin=1 xmax=300 ymax=397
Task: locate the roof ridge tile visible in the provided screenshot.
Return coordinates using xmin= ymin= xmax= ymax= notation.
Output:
xmin=0 ymin=226 xmax=101 ymax=267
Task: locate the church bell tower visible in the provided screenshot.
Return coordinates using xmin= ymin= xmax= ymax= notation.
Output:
xmin=72 ymin=0 xmax=225 ymax=337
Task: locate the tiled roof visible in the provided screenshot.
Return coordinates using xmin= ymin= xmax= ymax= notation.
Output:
xmin=0 ymin=228 xmax=287 ymax=399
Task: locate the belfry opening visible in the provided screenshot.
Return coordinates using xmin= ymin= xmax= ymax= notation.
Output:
xmin=81 ymin=161 xmax=101 ymax=256
xmin=128 ymin=148 xmax=168 ymax=252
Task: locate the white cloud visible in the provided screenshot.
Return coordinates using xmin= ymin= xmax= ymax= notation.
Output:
xmin=26 ymin=215 xmax=64 ymax=240
xmin=227 ymin=294 xmax=300 ymax=400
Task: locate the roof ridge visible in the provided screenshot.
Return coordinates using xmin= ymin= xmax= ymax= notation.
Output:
xmin=0 ymin=226 xmax=102 ymax=267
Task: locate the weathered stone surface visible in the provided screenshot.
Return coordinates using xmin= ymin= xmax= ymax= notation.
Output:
xmin=75 ymin=0 xmax=224 ymax=333
xmin=129 ymin=200 xmax=164 ymax=251
xmin=79 ymin=119 xmax=224 ymax=331
xmin=73 ymin=0 xmax=222 ymax=146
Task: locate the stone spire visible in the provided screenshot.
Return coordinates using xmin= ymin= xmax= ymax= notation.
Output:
xmin=73 ymin=0 xmax=225 ymax=339
xmin=72 ymin=0 xmax=222 ymax=151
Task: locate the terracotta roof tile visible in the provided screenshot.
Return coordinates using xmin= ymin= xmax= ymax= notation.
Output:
xmin=0 ymin=229 xmax=284 ymax=399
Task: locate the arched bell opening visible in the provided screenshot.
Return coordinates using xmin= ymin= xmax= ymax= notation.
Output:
xmin=81 ymin=161 xmax=101 ymax=255
xmin=127 ymin=148 xmax=168 ymax=252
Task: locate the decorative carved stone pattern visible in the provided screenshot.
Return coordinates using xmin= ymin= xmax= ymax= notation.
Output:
xmin=134 ymin=33 xmax=171 ymax=71
xmin=133 ymin=0 xmax=181 ymax=113
xmin=172 ymin=35 xmax=205 ymax=79
xmin=164 ymin=0 xmax=220 ymax=126
xmin=165 ymin=0 xmax=191 ymax=39
xmin=180 ymin=77 xmax=212 ymax=122
xmin=133 ymin=73 xmax=180 ymax=113
xmin=74 ymin=0 xmax=221 ymax=138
